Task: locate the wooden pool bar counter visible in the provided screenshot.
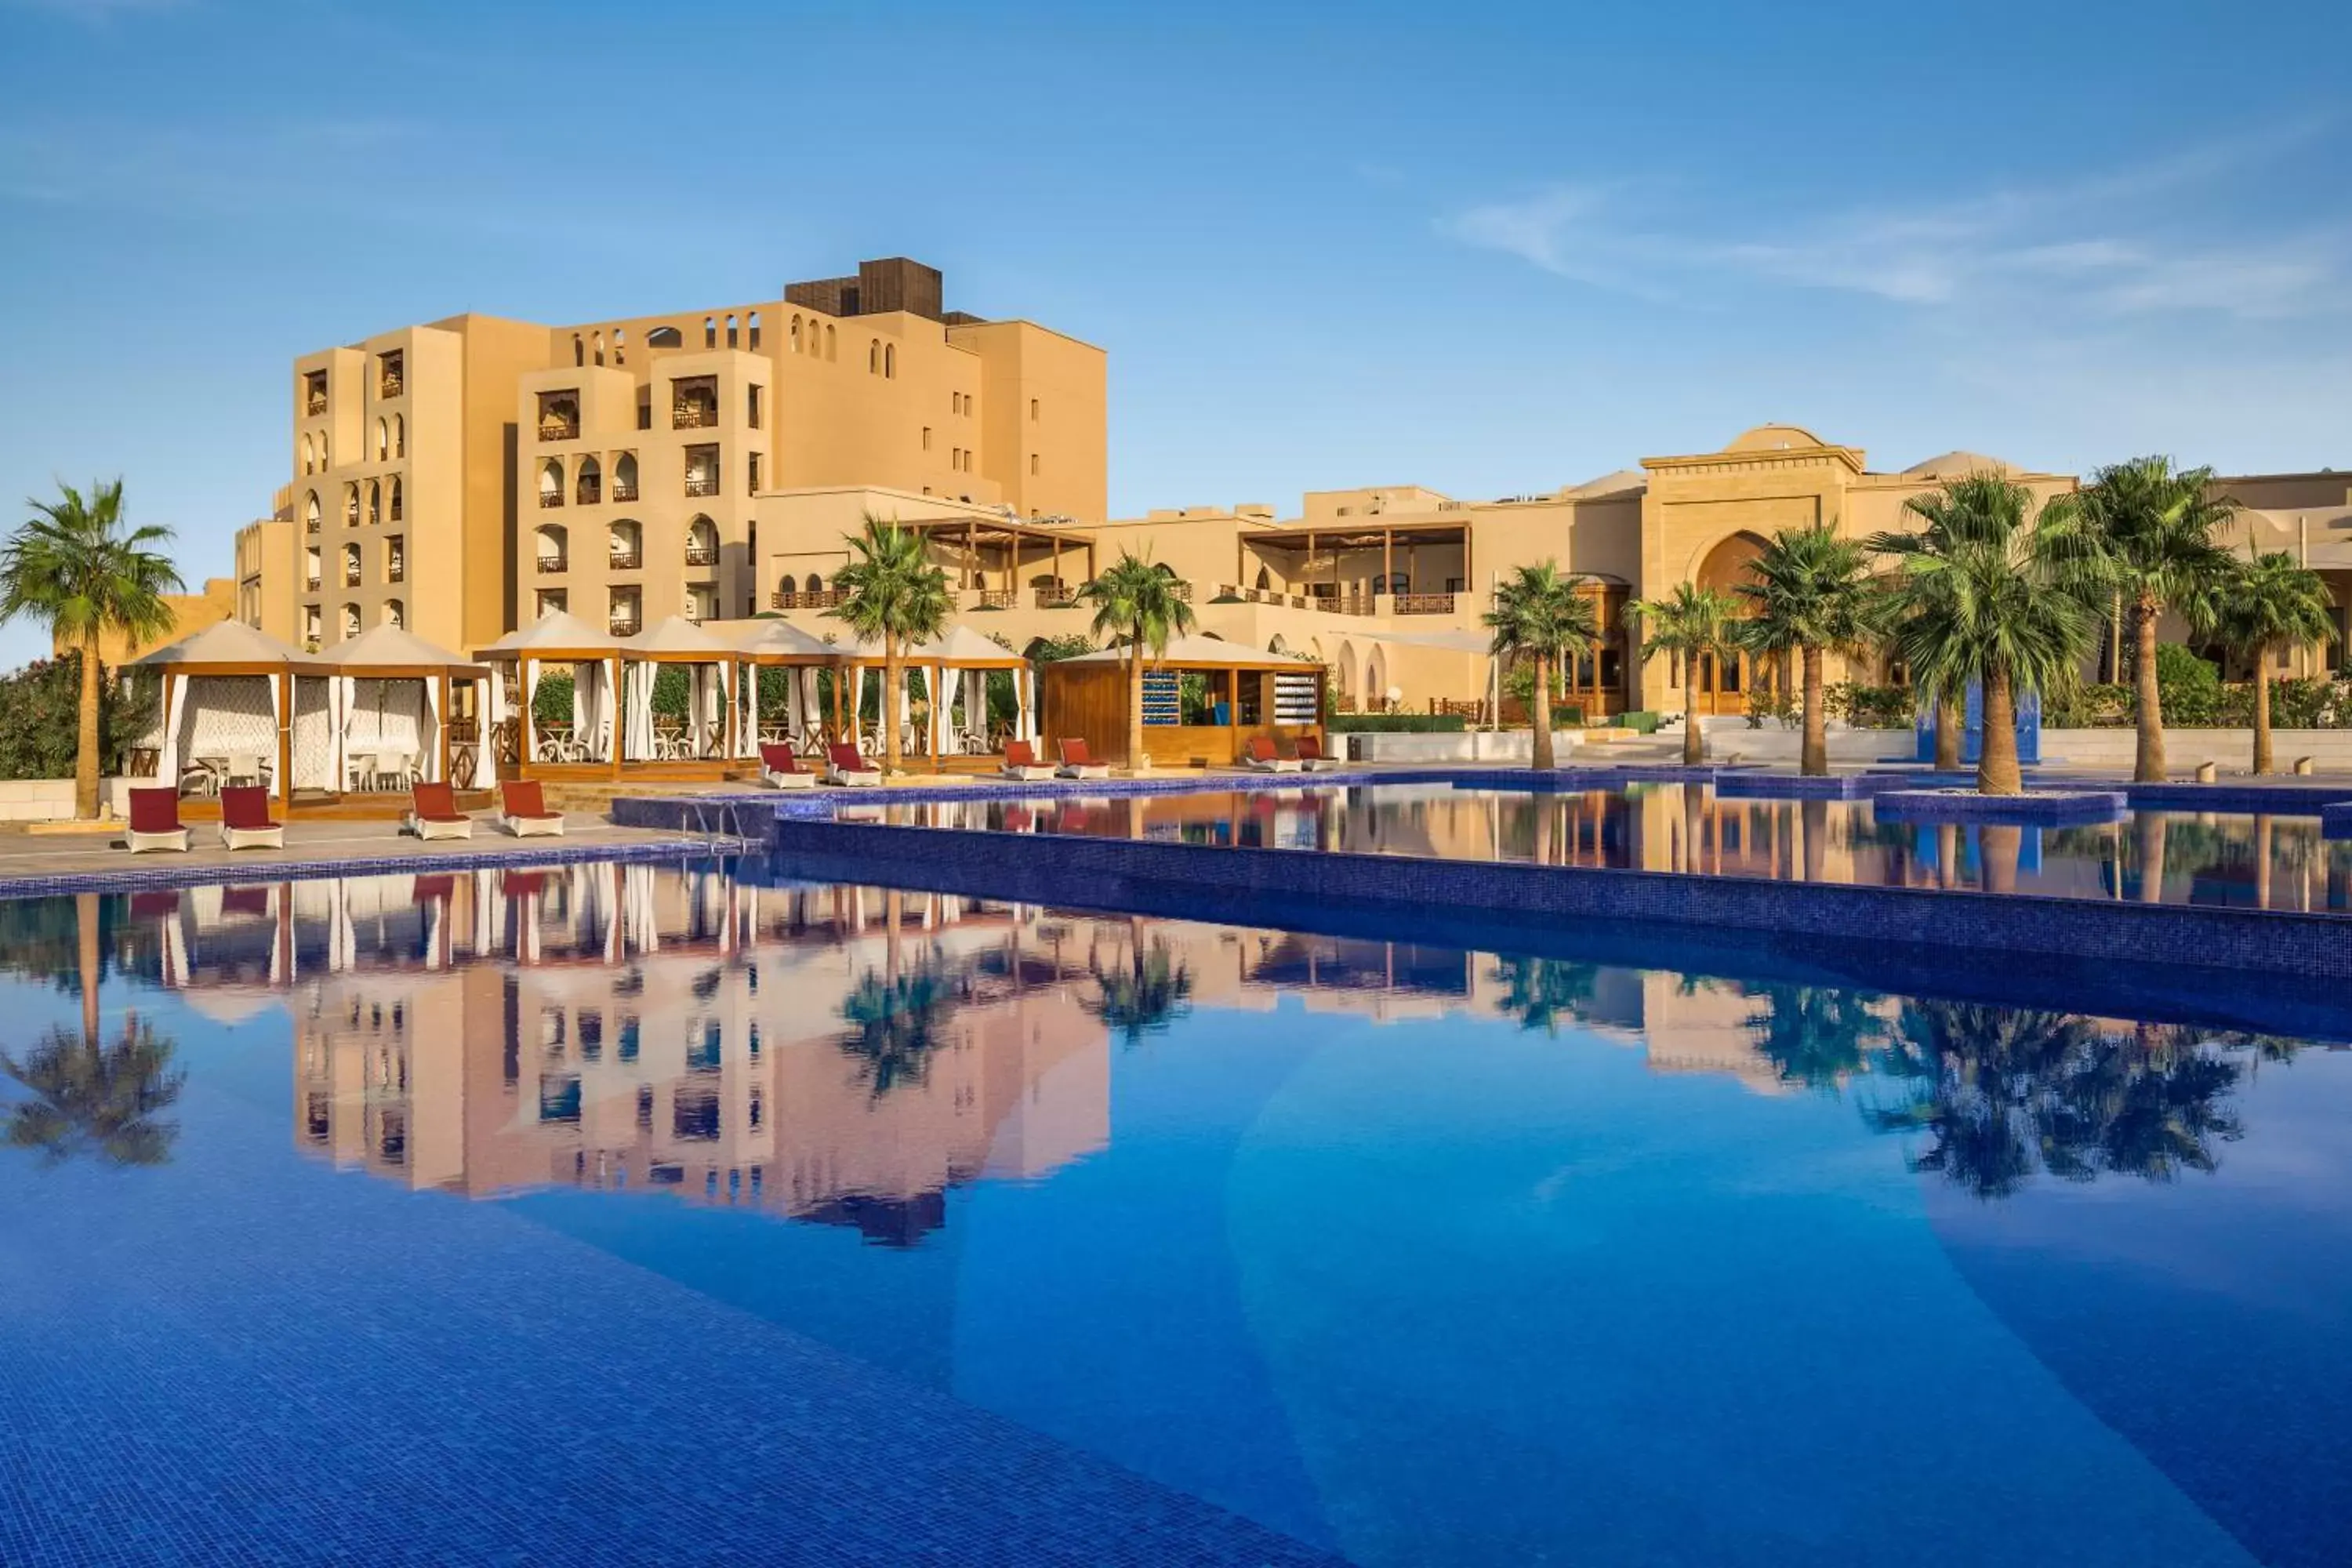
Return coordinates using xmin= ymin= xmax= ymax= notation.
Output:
xmin=1040 ymin=638 xmax=1326 ymax=768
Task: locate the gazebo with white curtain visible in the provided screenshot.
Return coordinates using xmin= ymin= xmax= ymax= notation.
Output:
xmin=618 ymin=616 xmax=737 ymax=771
xmin=126 ymin=620 xmax=319 ymax=812
xmin=311 ymin=623 xmax=494 ymax=794
xmin=725 ymin=618 xmax=841 ymax=760
xmin=833 ymin=624 xmax=1036 ymax=764
xmin=471 ymin=611 xmax=622 ymax=782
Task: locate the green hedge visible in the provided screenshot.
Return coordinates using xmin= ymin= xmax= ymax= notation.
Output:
xmin=1326 ymin=713 xmax=1468 ymax=734
xmin=1615 ymin=710 xmax=1662 ymax=735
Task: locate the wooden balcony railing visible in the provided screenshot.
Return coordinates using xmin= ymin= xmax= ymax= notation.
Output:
xmin=1036 ymin=586 xmax=1078 ymax=609
xmin=379 ymin=374 xmax=404 ymax=399
xmin=972 ymin=588 xmax=1018 ymax=610
xmin=538 ymin=421 xmax=579 ymax=442
xmin=306 ymin=395 xmax=328 ymax=417
xmin=536 ymin=555 xmax=567 ymax=575
xmin=342 ymin=570 xmax=361 ymax=589
xmin=673 ymin=405 xmax=719 ymax=430
xmin=684 ymin=474 xmax=719 ymax=498
xmin=575 ymin=481 xmax=600 ymax=506
xmin=772 ymin=589 xmax=848 ymax=610
xmin=611 ymin=481 xmax=637 ymax=503
xmin=538 ymin=491 xmax=564 ymax=508
xmin=608 ymin=549 xmax=643 ymax=571
xmin=684 ymin=543 xmax=718 ymax=566
xmin=304 ymin=518 xmax=320 ymax=535
xmin=388 ymin=564 xmax=405 ymax=583
xmin=608 ymin=615 xmax=641 ymax=637
xmin=1394 ymin=593 xmax=1457 ymax=615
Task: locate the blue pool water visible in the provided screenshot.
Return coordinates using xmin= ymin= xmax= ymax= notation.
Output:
xmin=2 ymin=861 xmax=2347 ymax=1565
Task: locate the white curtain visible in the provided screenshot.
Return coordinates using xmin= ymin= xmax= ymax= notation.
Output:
xmin=521 ymin=658 xmax=539 ymax=760
xmin=264 ymin=673 xmax=281 ymax=787
xmin=621 ymin=662 xmax=654 ymax=761
xmin=579 ymin=659 xmax=614 ymax=761
xmin=688 ymin=663 xmax=722 ymax=758
xmin=795 ymin=666 xmax=818 ymax=743
xmin=158 ymin=674 xmax=191 ymax=783
xmin=421 ymin=677 xmax=443 ymax=782
xmin=473 ymin=867 xmax=498 ymax=956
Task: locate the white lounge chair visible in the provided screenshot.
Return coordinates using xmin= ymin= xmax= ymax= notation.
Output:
xmin=406 ymin=782 xmax=474 ymax=840
xmin=125 ymin=787 xmax=191 ymax=854
xmin=217 ymin=786 xmax=285 ymax=850
xmin=497 ymin=780 xmax=564 ymax=837
xmin=760 ymin=743 xmax=818 ymax=789
xmin=826 ymin=743 xmax=883 ymax=787
xmin=1243 ymin=736 xmax=1301 ymax=774
xmin=999 ymin=740 xmax=1056 ymax=782
xmin=1055 ymin=739 xmax=1112 ymax=779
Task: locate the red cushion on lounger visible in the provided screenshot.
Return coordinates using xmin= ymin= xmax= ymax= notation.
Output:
xmin=501 ymin=781 xmax=550 ymax=818
xmin=220 ymin=786 xmax=278 ymax=832
xmin=1058 ymin=739 xmax=1094 ymax=766
xmin=1295 ymin=735 xmax=1325 ymax=761
xmin=412 ymin=782 xmax=463 ymax=822
xmin=1004 ymin=740 xmax=1038 ymax=768
xmin=128 ymin=787 xmax=181 ymax=835
xmin=412 ymin=875 xmax=456 ymax=902
xmin=760 ymin=743 xmax=803 ymax=774
xmin=828 ymin=744 xmax=870 ymax=772
xmin=1245 ymin=735 xmax=1277 ymax=762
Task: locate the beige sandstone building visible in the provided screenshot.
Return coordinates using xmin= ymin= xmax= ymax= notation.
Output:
xmin=195 ymin=256 xmax=2350 ymax=717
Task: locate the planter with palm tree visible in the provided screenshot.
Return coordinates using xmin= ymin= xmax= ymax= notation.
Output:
xmin=0 ymin=480 xmax=182 ymax=819
xmin=827 ymin=517 xmax=952 ymax=774
xmin=1481 ymin=562 xmax=1599 ymax=771
xmin=2074 ymin=456 xmax=2238 ymax=782
xmin=1870 ymin=476 xmax=2096 ymax=796
xmin=1625 ymin=583 xmax=1741 ymax=765
xmin=2199 ymin=550 xmax=2334 ymax=775
xmin=1733 ymin=526 xmax=1877 ymax=776
xmin=1076 ymin=551 xmax=1196 ymax=773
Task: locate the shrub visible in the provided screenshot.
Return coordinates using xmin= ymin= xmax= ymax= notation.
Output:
xmin=1325 ymin=713 xmax=1467 ymax=734
xmin=0 ymin=654 xmax=158 ymax=782
xmin=1615 ymin=710 xmax=1662 ymax=735
xmin=1820 ymin=682 xmax=1915 ymax=730
xmin=1744 ymin=689 xmax=1798 ymax=730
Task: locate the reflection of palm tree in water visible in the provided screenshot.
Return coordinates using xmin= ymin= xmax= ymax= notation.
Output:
xmin=1490 ymin=956 xmax=1600 ymax=1036
xmin=1864 ymin=999 xmax=2270 ymax=1199
xmin=1088 ymin=931 xmax=1194 ymax=1045
xmin=837 ymin=954 xmax=961 ymax=1101
xmin=2 ymin=1013 xmax=183 ymax=1168
xmin=1740 ymin=982 xmax=1883 ymax=1091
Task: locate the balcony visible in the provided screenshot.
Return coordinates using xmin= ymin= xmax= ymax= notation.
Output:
xmin=576 ymin=480 xmax=601 ymax=506
xmin=684 ymin=474 xmax=719 ymax=499
xmin=1394 ymin=593 xmax=1457 ymax=615
xmin=608 ymin=548 xmax=643 ymax=571
xmin=539 ymin=491 xmax=564 ymax=509
xmin=972 ymin=588 xmax=1018 ymax=610
xmin=684 ymin=543 xmax=718 ymax=567
xmin=304 ymin=574 xmax=322 ymax=591
xmin=1036 ymin=586 xmax=1078 ymax=609
xmin=608 ymin=613 xmax=641 ymax=637
xmin=342 ymin=569 xmax=361 ymax=589
xmin=538 ymin=419 xmax=579 ymax=442
xmin=772 ymin=589 xmax=848 ymax=611
xmin=306 ymin=394 xmax=328 ymax=417
xmin=673 ymin=403 xmax=719 ymax=430
xmin=305 ymin=517 xmax=321 ymax=536
xmin=611 ymin=477 xmax=638 ymax=503
xmin=536 ymin=554 xmax=568 ymax=575
xmin=388 ymin=562 xmax=405 ymax=584
xmin=379 ymin=372 xmax=404 ymax=400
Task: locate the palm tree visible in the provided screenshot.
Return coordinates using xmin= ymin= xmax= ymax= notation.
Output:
xmin=1871 ymin=477 xmax=2096 ymax=796
xmin=1491 ymin=955 xmax=1601 ymax=1034
xmin=827 ymin=517 xmax=952 ymax=773
xmin=1733 ymin=527 xmax=1877 ymax=775
xmin=2201 ymin=550 xmax=2334 ymax=775
xmin=1077 ymin=550 xmax=1196 ymax=772
xmin=1482 ymin=562 xmax=1599 ymax=770
xmin=1087 ymin=935 xmax=1194 ymax=1044
xmin=1626 ymin=583 xmax=1742 ymax=764
xmin=2074 ymin=456 xmax=2238 ymax=782
xmin=2 ymin=1012 xmax=183 ymax=1167
xmin=1740 ymin=982 xmax=1883 ymax=1091
xmin=0 ymin=480 xmax=182 ymax=819
xmin=837 ymin=955 xmax=960 ymax=1101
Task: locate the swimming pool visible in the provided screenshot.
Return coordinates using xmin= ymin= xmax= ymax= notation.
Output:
xmin=2 ymin=859 xmax=2346 ymax=1565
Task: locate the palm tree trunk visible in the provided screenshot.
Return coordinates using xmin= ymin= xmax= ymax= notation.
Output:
xmin=1979 ymin=666 xmax=2021 ymax=795
xmin=1683 ymin=664 xmax=1704 ymax=765
xmin=1800 ymin=644 xmax=1827 ymax=776
xmin=1934 ymin=693 xmax=1961 ymax=771
xmin=883 ymin=637 xmax=903 ymax=772
xmin=2252 ymin=655 xmax=2273 ymax=775
xmin=76 ymin=891 xmax=100 ymax=1046
xmin=1127 ymin=641 xmax=1145 ymax=773
xmin=2134 ymin=591 xmax=2165 ymax=782
xmin=2256 ymin=815 xmax=2274 ymax=910
xmin=1981 ymin=824 xmax=2021 ymax=895
xmin=1530 ymin=654 xmax=1555 ymax=771
xmin=2135 ymin=813 xmax=2168 ymax=904
xmin=76 ymin=633 xmax=103 ymax=819
xmin=1802 ymin=797 xmax=1827 ymax=883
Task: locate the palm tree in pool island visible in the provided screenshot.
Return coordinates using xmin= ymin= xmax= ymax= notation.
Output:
xmin=1627 ymin=583 xmax=1742 ymax=765
xmin=1078 ymin=551 xmax=1196 ymax=773
xmin=827 ymin=517 xmax=952 ymax=774
xmin=2074 ymin=456 xmax=2238 ymax=782
xmin=1871 ymin=475 xmax=2096 ymax=796
xmin=2203 ymin=550 xmax=2334 ymax=775
xmin=1482 ymin=562 xmax=1599 ymax=771
xmin=0 ymin=479 xmax=181 ymax=819
xmin=1733 ymin=526 xmax=1877 ymax=776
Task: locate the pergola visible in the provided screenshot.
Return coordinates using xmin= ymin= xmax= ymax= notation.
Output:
xmin=910 ymin=625 xmax=1033 ymax=757
xmin=618 ymin=616 xmax=736 ymax=764
xmin=724 ymin=617 xmax=840 ymax=755
xmin=127 ymin=620 xmax=321 ymax=808
xmin=314 ymin=623 xmax=493 ymax=790
xmin=1042 ymin=633 xmax=1326 ymax=768
xmin=472 ymin=611 xmax=622 ymax=779
xmin=1236 ymin=521 xmax=1469 ymax=608
xmin=906 ymin=516 xmax=1098 ymax=604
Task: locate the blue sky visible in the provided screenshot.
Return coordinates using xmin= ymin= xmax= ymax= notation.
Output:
xmin=2 ymin=0 xmax=2347 ymax=666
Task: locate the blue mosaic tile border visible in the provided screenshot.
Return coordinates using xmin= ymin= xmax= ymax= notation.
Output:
xmin=2122 ymin=780 xmax=2352 ymax=815
xmin=765 ymin=816 xmax=2352 ymax=982
xmin=0 ymin=833 xmax=753 ymax=900
xmin=1716 ymin=772 xmax=1904 ymax=800
xmin=1875 ymin=789 xmax=2129 ymax=826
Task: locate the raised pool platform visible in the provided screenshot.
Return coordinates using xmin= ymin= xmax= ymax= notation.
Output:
xmin=1874 ymin=789 xmax=2130 ymax=826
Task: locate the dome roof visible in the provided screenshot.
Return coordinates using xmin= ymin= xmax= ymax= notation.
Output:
xmin=1562 ymin=468 xmax=1648 ymax=499
xmin=1902 ymin=450 xmax=2014 ymax=479
xmin=1723 ymin=424 xmax=1829 ymax=454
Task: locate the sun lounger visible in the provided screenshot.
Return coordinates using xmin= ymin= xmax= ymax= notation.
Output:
xmin=217 ymin=785 xmax=285 ymax=850
xmin=1291 ymin=735 xmax=1336 ymax=772
xmin=760 ymin=742 xmax=818 ymax=789
xmin=125 ymin=786 xmax=191 ymax=853
xmin=406 ymin=781 xmax=474 ymax=840
xmin=999 ymin=740 xmax=1056 ymax=782
xmin=1055 ymin=739 xmax=1111 ymax=779
xmin=497 ymin=780 xmax=564 ymax=837
xmin=826 ymin=742 xmax=883 ymax=787
xmin=1243 ymin=735 xmax=1301 ymax=774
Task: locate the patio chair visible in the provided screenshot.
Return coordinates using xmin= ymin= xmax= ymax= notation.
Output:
xmin=999 ymin=740 xmax=1056 ymax=782
xmin=124 ymin=786 xmax=191 ymax=854
xmin=1243 ymin=735 xmax=1301 ymax=774
xmin=217 ymin=785 xmax=285 ymax=851
xmin=405 ymin=781 xmax=474 ymax=840
xmin=760 ymin=742 xmax=818 ymax=789
xmin=1291 ymin=735 xmax=1335 ymax=772
xmin=497 ymin=780 xmax=564 ymax=837
xmin=1055 ymin=739 xmax=1111 ymax=779
xmin=826 ymin=742 xmax=883 ymax=787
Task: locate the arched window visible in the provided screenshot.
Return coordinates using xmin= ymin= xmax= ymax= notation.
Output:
xmin=384 ymin=599 xmax=405 ymax=630
xmin=789 ymin=315 xmax=802 ymax=354
xmin=539 ymin=459 xmax=563 ymax=508
xmin=342 ymin=604 xmax=361 ymax=640
xmin=704 ymin=317 xmax=716 ymax=348
xmin=613 ymin=452 xmax=638 ymax=501
xmin=393 ymin=414 xmax=405 ymax=457
xmin=869 ymin=339 xmax=880 ymax=374
xmin=343 ymin=485 xmax=360 ymax=526
xmin=726 ymin=313 xmax=739 ymax=348
xmin=572 ymin=333 xmax=584 ymax=367
xmin=535 ymin=523 xmax=568 ymax=571
xmin=648 ymin=325 xmax=681 ymax=348
xmin=777 ymin=573 xmax=798 ymax=597
xmin=804 ymin=572 xmax=823 ymax=593
xmin=316 ymin=434 xmax=328 ymax=467
xmin=304 ymin=492 xmax=321 ymax=532
xmin=613 ymin=328 xmax=626 ymax=366
xmin=608 ymin=519 xmax=641 ymax=568
xmin=825 ymin=325 xmax=836 ymax=359
xmin=341 ymin=543 xmax=361 ymax=586
xmin=376 ymin=419 xmax=388 ymax=460
xmin=884 ymin=343 xmax=895 ymax=378
xmin=747 ymin=310 xmax=761 ymax=350
xmin=684 ymin=515 xmax=717 ymax=565
xmin=593 ymin=331 xmax=605 ymax=367
xmin=366 ymin=481 xmax=381 ymax=526
xmin=388 ymin=477 xmax=403 ymax=522
xmin=576 ymin=455 xmax=601 ymax=506
xmin=1254 ymin=565 xmax=1272 ymax=591
xmin=300 ymin=434 xmax=314 ymax=474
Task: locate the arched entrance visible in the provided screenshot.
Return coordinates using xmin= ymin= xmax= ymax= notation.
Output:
xmin=1690 ymin=532 xmax=1780 ymax=717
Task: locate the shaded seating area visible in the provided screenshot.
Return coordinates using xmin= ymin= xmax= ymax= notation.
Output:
xmin=474 ymin=612 xmax=622 ymax=777
xmin=727 ymin=619 xmax=839 ymax=760
xmin=127 ymin=620 xmax=318 ymax=806
xmin=313 ymin=623 xmax=495 ymax=797
xmin=620 ymin=617 xmax=736 ymax=764
xmin=1041 ymin=634 xmax=1327 ymax=771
